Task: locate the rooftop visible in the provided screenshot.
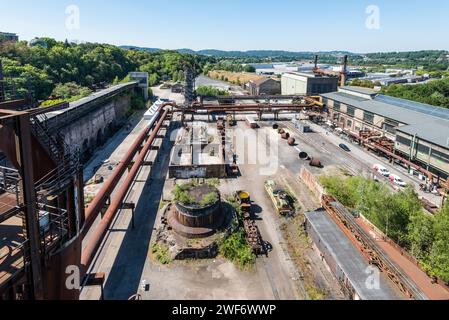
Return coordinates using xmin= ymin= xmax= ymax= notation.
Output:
xmin=339 ymin=86 xmax=378 ymax=98
xmin=321 ymin=90 xmax=449 ymax=148
xmin=282 ymin=72 xmax=337 ymax=80
xmin=305 ymin=210 xmax=401 ymax=300
xmin=250 ymin=77 xmax=278 ymax=86
xmin=0 ymin=32 xmax=18 ymax=37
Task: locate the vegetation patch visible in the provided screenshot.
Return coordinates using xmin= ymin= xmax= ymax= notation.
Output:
xmin=219 ymin=230 xmax=256 ymax=270
xmin=150 ymin=242 xmax=172 ymax=265
xmin=173 ymin=182 xmax=220 ymax=208
xmin=320 ymin=174 xmax=449 ymax=283
xmin=306 ymin=285 xmax=326 ymax=301
xmin=196 ymin=86 xmax=229 ymax=97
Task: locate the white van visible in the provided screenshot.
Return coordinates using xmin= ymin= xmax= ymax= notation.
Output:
xmin=373 ymin=164 xmax=391 ymax=177
xmin=390 ymin=174 xmax=407 ymax=187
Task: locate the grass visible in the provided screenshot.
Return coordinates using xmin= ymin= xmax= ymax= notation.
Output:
xmin=306 ymin=285 xmax=326 ymax=300
xmin=159 ymin=200 xmax=169 ymax=210
xmin=84 ymin=195 xmax=95 ymax=206
xmin=207 ymin=178 xmax=220 ymax=187
xmin=208 ymin=70 xmax=265 ymax=85
xmin=219 ymin=229 xmax=256 ymax=270
xmin=150 ymin=242 xmax=172 ymax=265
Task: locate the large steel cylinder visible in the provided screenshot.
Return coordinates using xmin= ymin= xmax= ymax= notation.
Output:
xmin=309 ymin=158 xmax=323 ymax=168
xmin=288 ymin=137 xmax=296 ymax=146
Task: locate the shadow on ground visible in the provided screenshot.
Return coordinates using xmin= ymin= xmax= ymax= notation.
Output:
xmin=102 ymin=122 xmax=177 ymax=300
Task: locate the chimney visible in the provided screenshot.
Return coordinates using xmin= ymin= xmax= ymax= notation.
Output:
xmin=340 ymin=55 xmax=348 ymax=86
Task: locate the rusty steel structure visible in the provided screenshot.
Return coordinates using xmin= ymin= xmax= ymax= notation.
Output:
xmin=81 ymin=107 xmax=171 ymax=274
xmin=0 ymin=101 xmax=84 ymax=300
xmin=313 ymin=54 xmax=348 ymax=87
xmin=0 ymin=78 xmax=324 ymax=300
xmin=321 ymin=195 xmax=428 ymax=300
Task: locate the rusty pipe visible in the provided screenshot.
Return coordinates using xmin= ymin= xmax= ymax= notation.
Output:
xmin=82 ymin=103 xmax=175 ymax=238
xmin=81 ymin=108 xmax=170 ymax=273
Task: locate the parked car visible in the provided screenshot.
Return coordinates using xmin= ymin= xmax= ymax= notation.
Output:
xmin=373 ymin=164 xmax=391 ymax=177
xmin=339 ymin=143 xmax=351 ymax=152
xmin=390 ymin=174 xmax=407 ymax=187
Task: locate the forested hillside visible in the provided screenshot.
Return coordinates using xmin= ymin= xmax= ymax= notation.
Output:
xmin=0 ymin=38 xmax=215 ymax=101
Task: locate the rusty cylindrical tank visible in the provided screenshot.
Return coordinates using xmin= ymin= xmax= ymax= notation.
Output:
xmin=309 ymin=158 xmax=323 ymax=168
xmin=288 ymin=137 xmax=296 ymax=146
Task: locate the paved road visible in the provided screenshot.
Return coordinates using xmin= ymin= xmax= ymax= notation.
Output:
xmin=304 ymin=123 xmax=441 ymax=206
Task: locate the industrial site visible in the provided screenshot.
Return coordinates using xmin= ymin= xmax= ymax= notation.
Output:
xmin=1 ymin=50 xmax=449 ymax=302
xmin=2 ymin=0 xmax=449 ymax=303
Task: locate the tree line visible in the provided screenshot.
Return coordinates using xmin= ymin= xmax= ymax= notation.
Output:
xmin=0 ymin=38 xmax=215 ymax=101
xmin=320 ymin=175 xmax=449 ymax=283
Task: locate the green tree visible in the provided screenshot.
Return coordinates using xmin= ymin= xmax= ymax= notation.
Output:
xmin=408 ymin=212 xmax=435 ymax=260
xmin=429 ymin=203 xmax=449 ymax=281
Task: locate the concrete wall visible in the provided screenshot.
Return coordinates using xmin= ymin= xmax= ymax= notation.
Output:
xmin=169 ymin=164 xmax=227 ymax=179
xmin=61 ymin=94 xmax=131 ymax=161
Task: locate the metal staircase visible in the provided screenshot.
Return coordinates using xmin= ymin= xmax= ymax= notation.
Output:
xmin=30 ymin=113 xmax=81 ymax=202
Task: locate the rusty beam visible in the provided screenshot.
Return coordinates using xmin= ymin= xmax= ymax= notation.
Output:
xmin=15 ymin=113 xmax=44 ymax=300
xmin=82 ymin=103 xmax=176 ymax=236
xmin=81 ymin=109 xmax=170 ymax=274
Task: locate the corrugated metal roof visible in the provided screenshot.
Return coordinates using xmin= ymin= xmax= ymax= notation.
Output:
xmin=397 ymin=121 xmax=449 ymax=149
xmin=321 ymin=91 xmax=449 ymax=147
xmin=375 ymin=95 xmax=449 ymax=121
xmin=340 ymin=86 xmax=377 ymax=96
xmin=305 ymin=210 xmax=401 ymax=300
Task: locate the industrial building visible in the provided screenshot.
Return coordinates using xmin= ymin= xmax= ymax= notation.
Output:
xmin=0 ymin=32 xmax=18 ymax=43
xmin=281 ymin=72 xmax=339 ymax=95
xmin=247 ymin=78 xmax=281 ymax=95
xmin=169 ymin=122 xmax=228 ymax=179
xmin=322 ymin=86 xmax=449 ymax=179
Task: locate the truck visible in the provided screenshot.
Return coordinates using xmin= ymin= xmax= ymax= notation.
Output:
xmin=264 ymin=180 xmax=295 ymax=216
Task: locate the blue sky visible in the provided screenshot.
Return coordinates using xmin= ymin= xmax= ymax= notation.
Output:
xmin=1 ymin=0 xmax=448 ymax=52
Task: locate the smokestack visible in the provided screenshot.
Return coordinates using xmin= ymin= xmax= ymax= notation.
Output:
xmin=314 ymin=55 xmax=318 ymax=70
xmin=340 ymin=55 xmax=348 ymax=86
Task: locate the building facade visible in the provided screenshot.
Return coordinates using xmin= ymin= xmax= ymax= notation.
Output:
xmin=282 ymin=72 xmax=339 ymax=95
xmin=247 ymin=78 xmax=281 ymax=95
xmin=0 ymin=32 xmax=18 ymax=43
xmin=322 ymin=86 xmax=449 ymax=179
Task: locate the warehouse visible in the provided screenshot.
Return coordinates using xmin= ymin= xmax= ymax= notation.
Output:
xmin=281 ymin=72 xmax=339 ymax=95
xmin=247 ymin=78 xmax=281 ymax=95
xmin=321 ymin=86 xmax=449 ymax=178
